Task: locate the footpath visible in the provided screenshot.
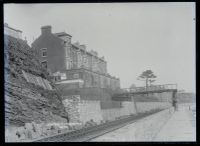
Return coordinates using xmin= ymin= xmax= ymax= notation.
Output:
xmin=153 ymin=103 xmax=196 ymax=141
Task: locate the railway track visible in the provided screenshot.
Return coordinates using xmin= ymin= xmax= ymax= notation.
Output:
xmin=34 ymin=109 xmax=164 ymax=142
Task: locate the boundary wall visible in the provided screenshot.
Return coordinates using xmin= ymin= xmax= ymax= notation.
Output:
xmin=62 ymin=96 xmax=172 ymax=124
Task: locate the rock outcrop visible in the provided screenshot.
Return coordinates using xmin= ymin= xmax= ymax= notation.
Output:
xmin=4 ymin=35 xmax=69 ymax=127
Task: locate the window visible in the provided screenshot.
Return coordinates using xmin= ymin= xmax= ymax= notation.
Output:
xmin=73 ymin=73 xmax=79 ymax=79
xmin=70 ymin=60 xmax=73 ymax=69
xmin=41 ymin=48 xmax=47 ymax=57
xmin=63 ymin=41 xmax=67 ymax=46
xmin=56 ymin=76 xmax=61 ymax=81
xmin=41 ymin=60 xmax=47 ymax=68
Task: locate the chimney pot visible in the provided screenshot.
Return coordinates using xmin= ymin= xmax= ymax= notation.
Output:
xmin=41 ymin=25 xmax=52 ymax=34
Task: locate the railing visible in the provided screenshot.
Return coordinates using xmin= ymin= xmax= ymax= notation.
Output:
xmin=118 ymin=84 xmax=178 ymax=94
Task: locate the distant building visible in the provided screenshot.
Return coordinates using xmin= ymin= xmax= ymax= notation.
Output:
xmin=32 ymin=25 xmax=120 ymax=90
xmin=177 ymin=92 xmax=196 ymax=103
xmin=4 ymin=23 xmax=22 ymax=39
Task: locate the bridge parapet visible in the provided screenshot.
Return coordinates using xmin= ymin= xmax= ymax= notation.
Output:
xmin=113 ymin=84 xmax=178 ymax=98
xmin=122 ymin=84 xmax=177 ymax=93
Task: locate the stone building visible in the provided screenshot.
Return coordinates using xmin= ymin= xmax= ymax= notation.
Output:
xmin=32 ymin=25 xmax=120 ymax=90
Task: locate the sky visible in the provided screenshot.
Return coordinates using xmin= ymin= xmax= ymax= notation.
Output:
xmin=4 ymin=3 xmax=196 ymax=93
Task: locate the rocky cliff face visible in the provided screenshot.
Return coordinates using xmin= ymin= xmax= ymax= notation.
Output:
xmin=4 ymin=35 xmax=69 ymax=127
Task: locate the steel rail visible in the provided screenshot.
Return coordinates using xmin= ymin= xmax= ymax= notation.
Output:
xmin=33 ymin=108 xmax=164 ymax=142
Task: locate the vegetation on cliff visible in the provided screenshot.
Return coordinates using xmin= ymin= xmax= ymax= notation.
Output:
xmin=4 ymin=35 xmax=68 ymax=127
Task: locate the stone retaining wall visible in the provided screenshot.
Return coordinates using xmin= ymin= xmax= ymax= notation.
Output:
xmin=102 ymin=101 xmax=172 ymax=121
xmin=79 ymin=100 xmax=103 ymax=124
xmin=136 ymin=102 xmax=172 ymax=113
xmin=102 ymin=102 xmax=137 ymax=121
xmin=5 ymin=104 xmax=174 ymax=142
xmin=63 ymin=97 xmax=172 ymax=123
xmin=63 ymin=98 xmax=103 ymax=124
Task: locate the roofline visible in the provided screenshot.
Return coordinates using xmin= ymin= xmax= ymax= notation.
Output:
xmin=72 ymin=44 xmax=82 ymax=50
xmin=66 ymin=68 xmax=119 ymax=80
xmin=72 ymin=44 xmax=106 ymax=62
xmin=54 ymin=32 xmax=72 ymax=37
xmin=4 ymin=25 xmax=22 ymax=33
xmin=41 ymin=25 xmax=51 ymax=29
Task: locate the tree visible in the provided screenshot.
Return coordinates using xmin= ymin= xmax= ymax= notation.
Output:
xmin=149 ymin=79 xmax=156 ymax=86
xmin=137 ymin=70 xmax=156 ymax=90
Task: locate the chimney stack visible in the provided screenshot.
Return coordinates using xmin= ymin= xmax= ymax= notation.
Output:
xmin=80 ymin=45 xmax=86 ymax=51
xmin=41 ymin=25 xmax=52 ymax=34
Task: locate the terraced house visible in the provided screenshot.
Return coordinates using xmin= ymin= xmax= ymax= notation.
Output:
xmin=32 ymin=26 xmax=120 ymax=90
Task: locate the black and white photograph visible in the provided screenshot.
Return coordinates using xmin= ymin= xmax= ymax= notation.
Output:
xmin=4 ymin=2 xmax=196 ymax=142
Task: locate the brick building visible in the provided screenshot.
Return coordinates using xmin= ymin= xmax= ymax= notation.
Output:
xmin=32 ymin=26 xmax=120 ymax=90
